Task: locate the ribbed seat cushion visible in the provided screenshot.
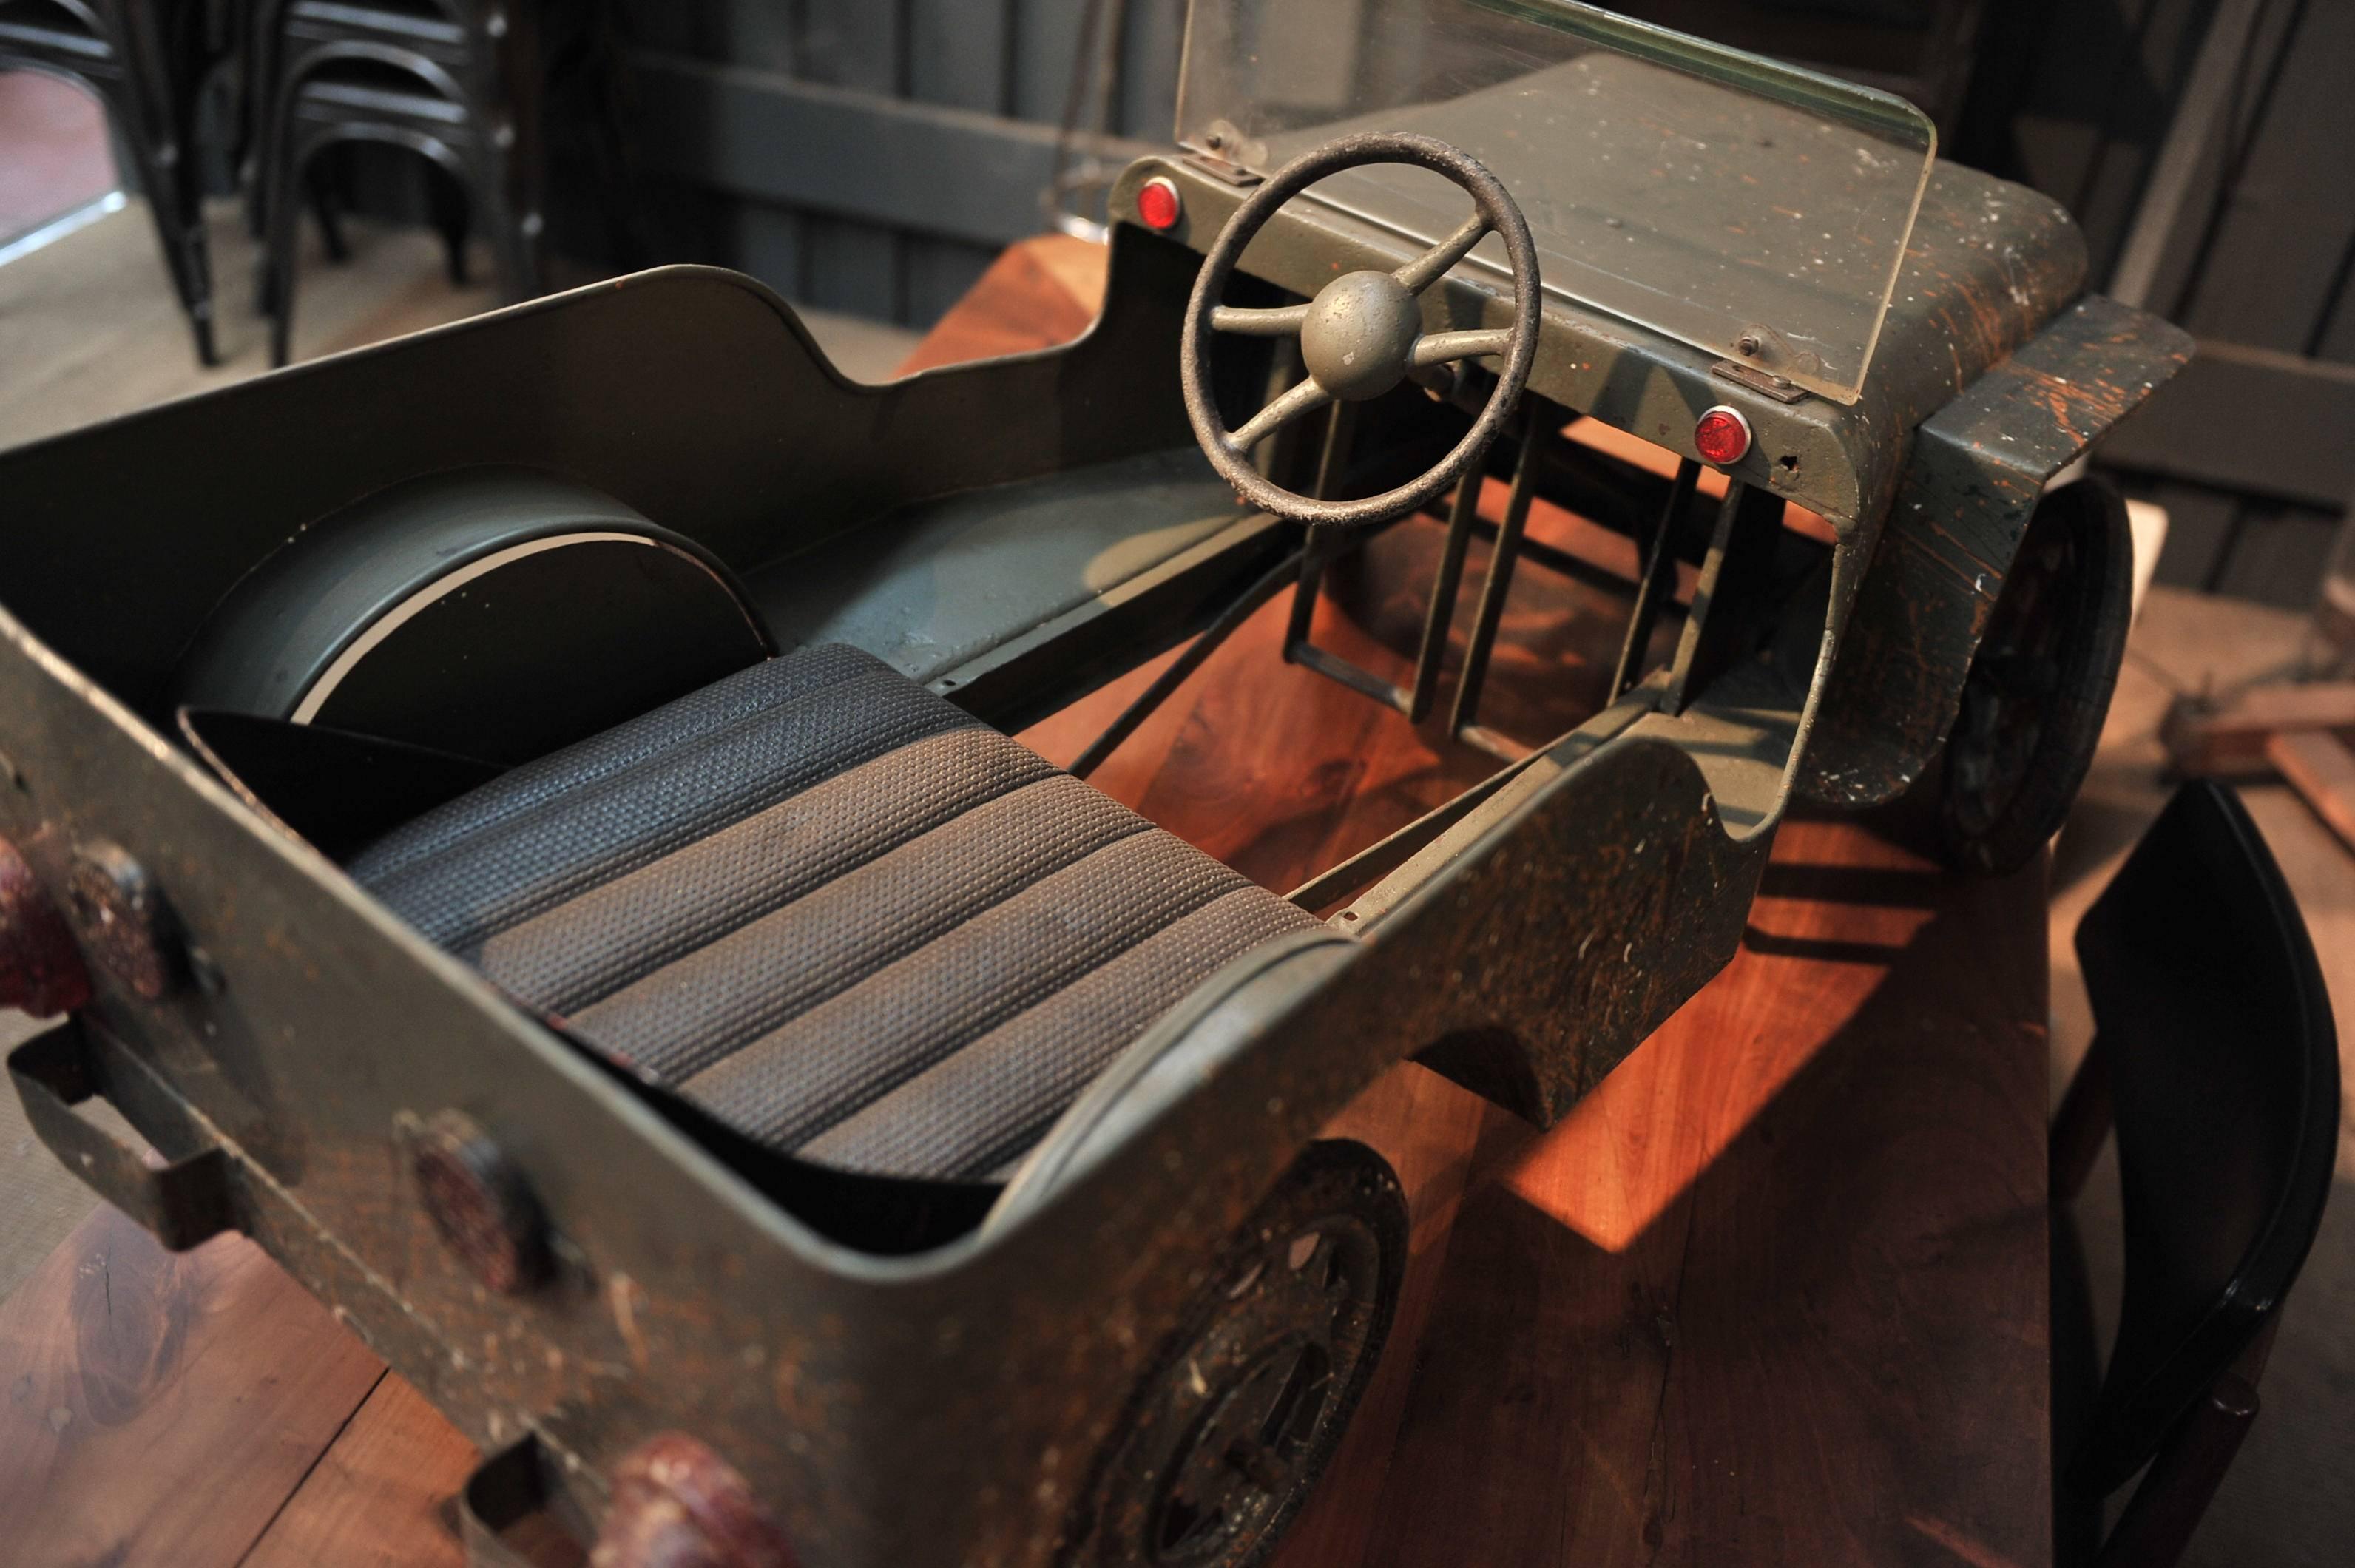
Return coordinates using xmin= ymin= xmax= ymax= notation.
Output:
xmin=348 ymin=643 xmax=1319 ymax=1179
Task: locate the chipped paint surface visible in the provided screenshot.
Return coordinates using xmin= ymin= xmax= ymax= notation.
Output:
xmin=1802 ymin=297 xmax=2192 ymax=806
xmin=0 ymin=111 xmax=2193 ymax=1568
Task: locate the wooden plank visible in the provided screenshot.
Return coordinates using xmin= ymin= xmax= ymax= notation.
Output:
xmin=902 ymin=237 xmax=1000 ymax=330
xmin=1996 ymin=0 xmax=2159 ymax=272
xmin=801 ymin=217 xmax=902 ymax=322
xmin=1010 ymin=0 xmax=1088 ymax=126
xmin=2071 ymin=0 xmax=2214 ymax=291
xmin=240 ymin=1376 xmax=479 ymax=1568
xmin=2176 ymin=0 xmax=2355 ymax=353
xmin=0 ymin=1206 xmax=388 ymax=1568
xmin=2162 ymin=680 xmax=2355 ymax=775
xmin=2315 ymin=260 xmax=2355 ymax=364
xmin=712 ymin=1 xmax=797 ymax=74
xmin=1305 ymin=811 xmax=2052 ymax=1567
xmin=892 ymin=234 xmax=1105 ymax=374
xmin=797 ymin=0 xmax=902 ymax=93
xmin=626 ymin=51 xmax=1153 ymax=251
xmin=1117 ymin=0 xmax=1186 ymax=140
xmin=721 ymin=201 xmax=806 ymax=301
xmin=910 ymin=0 xmax=1013 ymax=115
xmin=753 ymin=0 xmax=907 ymax=321
xmin=2099 ymin=342 xmax=2355 ymax=511
xmin=2266 ymin=729 xmax=2355 ymax=855
xmin=609 ymin=0 xmax=700 ymax=55
xmin=2106 ymin=0 xmax=2265 ymax=310
xmin=1275 ymin=1066 xmax=1517 ymax=1568
xmin=2137 ymin=479 xmax=2240 ymax=592
xmin=2212 ymin=507 xmax=2340 ymax=611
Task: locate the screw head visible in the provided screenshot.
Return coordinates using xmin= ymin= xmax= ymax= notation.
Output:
xmin=64 ymin=841 xmax=181 ymax=1000
xmin=410 ymin=1110 xmax=550 ymax=1294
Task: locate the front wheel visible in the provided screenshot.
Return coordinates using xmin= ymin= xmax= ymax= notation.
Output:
xmin=1066 ymin=1140 xmax=1407 ymax=1568
xmin=1938 ymin=479 xmax=2135 ymax=876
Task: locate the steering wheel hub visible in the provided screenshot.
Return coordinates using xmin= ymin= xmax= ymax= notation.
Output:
xmin=1300 ymin=271 xmax=1422 ymax=402
xmin=1177 ymin=131 xmax=1540 ymax=529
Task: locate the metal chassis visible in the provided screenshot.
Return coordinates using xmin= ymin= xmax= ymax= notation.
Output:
xmin=1 ymin=150 xmax=2187 ymax=1567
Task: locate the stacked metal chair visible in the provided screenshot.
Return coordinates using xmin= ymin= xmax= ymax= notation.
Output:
xmin=248 ymin=0 xmax=538 ymax=365
xmin=0 ymin=0 xmax=219 ymax=362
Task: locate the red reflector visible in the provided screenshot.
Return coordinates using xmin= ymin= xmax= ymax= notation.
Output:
xmin=1694 ymin=405 xmax=1751 ymax=466
xmin=1137 ymin=176 xmax=1183 ymax=231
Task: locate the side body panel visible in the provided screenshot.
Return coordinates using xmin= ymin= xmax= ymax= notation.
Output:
xmin=1 ymin=601 xmax=1774 ymax=1567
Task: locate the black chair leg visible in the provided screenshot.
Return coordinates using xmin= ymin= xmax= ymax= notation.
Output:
xmin=308 ymin=160 xmax=348 ymax=263
xmin=173 ymin=102 xmax=218 ymax=367
xmin=427 ymin=164 xmax=470 ymax=285
xmin=472 ymin=163 xmax=524 ymax=304
xmin=2050 ymin=1033 xmax=2115 ymax=1203
xmin=183 ymin=220 xmax=219 ymax=367
xmin=265 ymin=146 xmax=305 ymax=367
xmin=2091 ymin=1373 xmax=2260 ymax=1568
xmin=114 ymin=93 xmax=218 ymax=368
xmin=244 ymin=11 xmax=279 ymax=238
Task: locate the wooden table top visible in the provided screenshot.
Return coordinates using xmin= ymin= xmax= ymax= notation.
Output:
xmin=0 ymin=237 xmax=2051 ymax=1568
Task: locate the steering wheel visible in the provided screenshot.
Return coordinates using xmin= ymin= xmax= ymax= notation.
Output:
xmin=1180 ymin=131 xmax=1541 ymax=529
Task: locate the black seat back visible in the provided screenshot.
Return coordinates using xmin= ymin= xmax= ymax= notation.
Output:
xmin=2069 ymin=781 xmax=2338 ymax=1496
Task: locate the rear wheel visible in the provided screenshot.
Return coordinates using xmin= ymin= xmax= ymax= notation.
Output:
xmin=1939 ymin=479 xmax=2134 ymax=876
xmin=1069 ymin=1140 xmax=1406 ymax=1568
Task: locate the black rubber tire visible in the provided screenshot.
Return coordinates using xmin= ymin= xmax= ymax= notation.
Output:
xmin=1066 ymin=1140 xmax=1407 ymax=1568
xmin=1938 ymin=479 xmax=2135 ymax=876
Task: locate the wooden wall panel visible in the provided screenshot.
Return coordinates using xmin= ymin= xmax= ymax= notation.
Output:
xmin=617 ymin=0 xmax=1181 ymax=331
xmin=1978 ymin=0 xmax=2355 ymax=607
xmin=2169 ymin=0 xmax=2355 ymax=354
xmin=911 ymin=1 xmax=1016 ymax=115
xmin=1121 ymin=0 xmax=1187 ymax=141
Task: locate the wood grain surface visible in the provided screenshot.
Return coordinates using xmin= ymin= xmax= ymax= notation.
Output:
xmin=240 ymin=1376 xmax=482 ymax=1568
xmin=0 ymin=235 xmax=2052 ymax=1567
xmin=0 ymin=1206 xmax=388 ymax=1568
xmin=1307 ymin=811 xmax=2051 ymax=1568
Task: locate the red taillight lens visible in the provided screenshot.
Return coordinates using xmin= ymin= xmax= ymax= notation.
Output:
xmin=1694 ymin=405 xmax=1751 ymax=466
xmin=1137 ymin=177 xmax=1183 ymax=231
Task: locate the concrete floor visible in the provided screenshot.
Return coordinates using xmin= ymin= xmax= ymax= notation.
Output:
xmin=0 ymin=1010 xmax=73 ymax=1302
xmin=0 ymin=72 xmax=112 ymax=245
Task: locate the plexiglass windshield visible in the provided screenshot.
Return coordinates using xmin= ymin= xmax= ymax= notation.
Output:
xmin=1176 ymin=0 xmax=1935 ymax=403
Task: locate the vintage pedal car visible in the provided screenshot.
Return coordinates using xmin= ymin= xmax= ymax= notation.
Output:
xmin=1 ymin=1 xmax=2189 ymax=1564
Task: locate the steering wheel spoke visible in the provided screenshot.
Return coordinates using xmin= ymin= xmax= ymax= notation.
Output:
xmin=1393 ymin=211 xmax=1492 ymax=294
xmin=1409 ymin=327 xmax=1514 ymax=368
xmin=1229 ymin=376 xmax=1335 ymax=451
xmin=1179 ymin=131 xmax=1541 ymax=528
xmin=1210 ymin=303 xmax=1311 ymax=338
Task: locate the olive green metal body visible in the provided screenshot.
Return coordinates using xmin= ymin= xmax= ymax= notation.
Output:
xmin=1 ymin=121 xmax=2184 ymax=1568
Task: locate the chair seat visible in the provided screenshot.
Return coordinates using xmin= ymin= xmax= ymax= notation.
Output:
xmin=349 ymin=643 xmax=1320 ymax=1180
